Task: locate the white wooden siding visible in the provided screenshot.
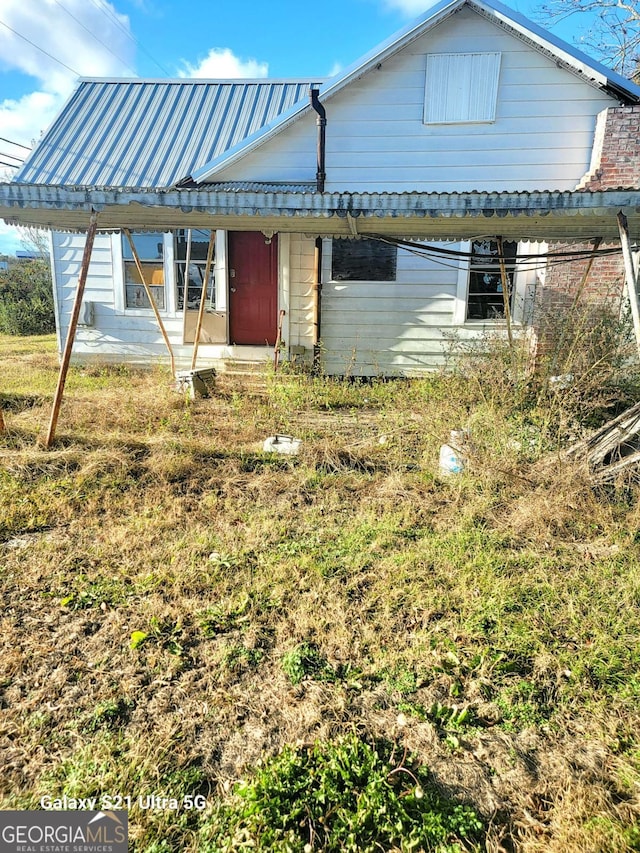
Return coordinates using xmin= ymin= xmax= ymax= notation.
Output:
xmin=319 ymin=241 xmax=459 ymax=375
xmin=51 ymin=229 xmax=316 ymax=368
xmin=213 ymin=6 xmax=614 ymax=192
xmin=52 ymin=231 xmax=181 ymax=365
xmin=288 ymin=235 xmax=316 ymax=355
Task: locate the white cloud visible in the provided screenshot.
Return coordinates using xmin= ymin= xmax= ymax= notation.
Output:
xmin=0 ymin=0 xmax=137 ymax=253
xmin=0 ymin=0 xmax=136 ymax=93
xmin=179 ymin=48 xmax=268 ymax=79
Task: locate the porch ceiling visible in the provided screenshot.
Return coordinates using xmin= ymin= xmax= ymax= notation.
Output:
xmin=1 ymin=184 xmax=640 ymax=242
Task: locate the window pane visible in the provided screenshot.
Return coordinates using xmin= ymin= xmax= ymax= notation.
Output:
xmin=122 ymin=232 xmax=166 ymax=310
xmin=467 ymin=239 xmax=516 ymax=320
xmin=125 ymin=283 xmax=165 ymax=310
xmin=175 ymin=230 xmax=216 ymax=310
xmin=332 ymin=238 xmax=397 ymax=281
xmin=123 ymin=232 xmax=164 ymax=262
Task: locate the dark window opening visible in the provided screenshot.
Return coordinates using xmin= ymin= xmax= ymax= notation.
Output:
xmin=331 ymin=238 xmax=397 ymax=282
xmin=467 ymin=239 xmax=517 ymax=320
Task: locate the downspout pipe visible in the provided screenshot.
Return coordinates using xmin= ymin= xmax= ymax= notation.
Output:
xmin=313 ymin=237 xmax=323 ymax=373
xmin=310 ymin=88 xmax=326 ymax=193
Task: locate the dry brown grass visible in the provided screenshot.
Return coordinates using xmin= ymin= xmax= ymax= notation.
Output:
xmin=2 ymin=336 xmax=640 ymax=851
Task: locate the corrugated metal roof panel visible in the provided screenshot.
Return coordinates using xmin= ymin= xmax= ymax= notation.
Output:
xmin=15 ymin=80 xmax=315 ymax=188
xmin=2 ymin=183 xmax=639 ymax=243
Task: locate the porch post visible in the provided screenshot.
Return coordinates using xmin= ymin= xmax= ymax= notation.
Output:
xmin=44 ymin=212 xmax=98 ymax=448
xmin=617 ymin=212 xmax=640 ymax=360
xmin=123 ymin=229 xmax=176 ymax=378
xmin=190 ymin=230 xmax=215 ymax=371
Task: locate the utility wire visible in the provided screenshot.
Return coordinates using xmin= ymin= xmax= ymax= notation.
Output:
xmin=0 ymin=18 xmax=81 ymax=76
xmin=51 ymin=0 xmax=138 ymax=76
xmin=0 ymin=152 xmax=24 ymax=163
xmin=0 ymin=137 xmax=31 ymax=151
xmin=87 ymin=0 xmax=172 ymax=76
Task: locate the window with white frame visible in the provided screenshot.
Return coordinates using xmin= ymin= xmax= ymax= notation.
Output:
xmin=466 ymin=238 xmax=517 ymax=320
xmin=175 ymin=229 xmax=216 ymax=310
xmin=331 ymin=238 xmax=397 ymax=281
xmin=122 ymin=232 xmax=166 ymax=309
xmin=424 ymin=52 xmax=501 ymax=124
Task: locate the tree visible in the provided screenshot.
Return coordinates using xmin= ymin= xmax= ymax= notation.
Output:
xmin=0 ymin=257 xmax=55 ymax=336
xmin=538 ymin=0 xmax=640 ymax=78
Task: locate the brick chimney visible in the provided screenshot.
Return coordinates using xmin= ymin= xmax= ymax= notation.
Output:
xmin=578 ymin=104 xmax=640 ymax=190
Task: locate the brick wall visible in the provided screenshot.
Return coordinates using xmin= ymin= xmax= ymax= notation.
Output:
xmin=535 ymin=104 xmax=640 ymax=353
xmin=578 ymin=105 xmax=640 ymax=191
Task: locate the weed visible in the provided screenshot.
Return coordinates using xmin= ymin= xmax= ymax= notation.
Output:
xmin=201 ymin=734 xmax=484 ymax=852
xmin=281 ymin=643 xmax=337 ymax=685
xmin=85 ymin=698 xmax=134 ymax=732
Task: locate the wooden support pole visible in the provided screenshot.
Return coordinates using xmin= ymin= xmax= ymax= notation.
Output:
xmin=497 ymin=236 xmax=514 ymax=349
xmin=44 ymin=213 xmax=98 ymax=448
xmin=617 ymin=211 xmax=640 ymax=361
xmin=190 ymin=230 xmax=215 ymax=372
xmin=180 ymin=229 xmax=193 ymax=345
xmin=273 ymin=309 xmax=286 ymax=372
xmin=123 ymin=229 xmax=176 ymax=378
xmin=0 ymin=408 xmax=5 ymax=435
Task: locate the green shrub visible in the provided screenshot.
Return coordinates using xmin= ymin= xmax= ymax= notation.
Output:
xmin=202 ymin=734 xmax=484 ymax=852
xmin=0 ymin=259 xmax=55 ymax=335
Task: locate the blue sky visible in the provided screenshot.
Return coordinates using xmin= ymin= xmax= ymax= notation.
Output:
xmin=0 ymin=0 xmax=600 ymax=253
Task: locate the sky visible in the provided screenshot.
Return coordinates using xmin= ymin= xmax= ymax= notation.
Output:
xmin=0 ymin=0 xmax=601 ymax=254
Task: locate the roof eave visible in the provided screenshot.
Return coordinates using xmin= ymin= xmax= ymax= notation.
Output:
xmin=2 ymin=184 xmax=639 ymax=242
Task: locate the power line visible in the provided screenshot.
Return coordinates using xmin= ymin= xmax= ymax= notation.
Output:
xmin=0 ymin=137 xmax=31 ymax=151
xmin=87 ymin=0 xmax=171 ymax=76
xmin=0 ymin=152 xmax=24 ymax=163
xmin=50 ymin=0 xmax=138 ymax=76
xmin=0 ymin=18 xmax=81 ymax=76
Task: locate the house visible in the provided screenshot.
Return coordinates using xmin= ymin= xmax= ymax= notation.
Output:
xmin=1 ymin=0 xmax=640 ymax=378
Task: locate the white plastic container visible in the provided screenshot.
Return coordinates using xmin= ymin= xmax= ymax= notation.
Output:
xmin=439 ymin=430 xmax=468 ymax=475
xmin=263 ymin=435 xmax=302 ymax=455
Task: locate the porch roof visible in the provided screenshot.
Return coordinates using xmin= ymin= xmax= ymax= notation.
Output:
xmin=1 ymin=183 xmax=639 ymax=242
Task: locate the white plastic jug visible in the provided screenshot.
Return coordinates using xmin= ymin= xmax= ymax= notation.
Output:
xmin=438 ymin=430 xmax=467 ymax=475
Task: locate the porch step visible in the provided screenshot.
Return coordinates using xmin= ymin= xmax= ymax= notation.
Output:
xmin=217 ymin=359 xmax=273 ymax=377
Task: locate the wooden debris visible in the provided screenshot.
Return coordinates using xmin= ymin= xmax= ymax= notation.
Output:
xmin=567 ymin=400 xmax=640 ymax=482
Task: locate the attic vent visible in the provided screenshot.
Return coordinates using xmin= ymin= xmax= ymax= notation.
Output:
xmin=424 ymin=52 xmax=501 ymax=124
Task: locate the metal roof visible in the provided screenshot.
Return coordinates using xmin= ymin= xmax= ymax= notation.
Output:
xmin=1 ymin=183 xmax=638 ymax=242
xmin=15 ymin=80 xmax=316 ymax=188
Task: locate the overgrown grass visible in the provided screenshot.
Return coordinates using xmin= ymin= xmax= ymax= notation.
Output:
xmin=2 ymin=333 xmax=640 ymax=851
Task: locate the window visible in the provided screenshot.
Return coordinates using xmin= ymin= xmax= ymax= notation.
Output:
xmin=123 ymin=232 xmax=165 ymax=309
xmin=331 ymin=238 xmax=397 ymax=281
xmin=175 ymin=229 xmax=215 ymax=310
xmin=424 ymin=52 xmax=501 ymax=124
xmin=467 ymin=239 xmax=517 ymax=320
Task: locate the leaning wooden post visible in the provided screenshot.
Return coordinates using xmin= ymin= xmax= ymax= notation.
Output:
xmin=190 ymin=230 xmax=215 ymax=371
xmin=617 ymin=211 xmax=640 ymax=360
xmin=497 ymin=236 xmax=514 ymax=349
xmin=44 ymin=213 xmax=98 ymax=448
xmin=123 ymin=229 xmax=176 ymax=378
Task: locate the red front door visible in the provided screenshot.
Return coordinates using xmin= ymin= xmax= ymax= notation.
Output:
xmin=228 ymin=232 xmax=278 ymax=345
